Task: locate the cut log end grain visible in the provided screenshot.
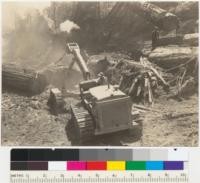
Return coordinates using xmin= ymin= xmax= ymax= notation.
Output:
xmin=2 ymin=64 xmax=48 ymax=94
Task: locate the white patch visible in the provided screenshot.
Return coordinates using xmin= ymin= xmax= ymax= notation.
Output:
xmin=60 ymin=20 xmax=80 ymax=33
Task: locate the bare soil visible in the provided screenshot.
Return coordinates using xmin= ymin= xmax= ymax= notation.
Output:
xmin=1 ymin=89 xmax=198 ymax=146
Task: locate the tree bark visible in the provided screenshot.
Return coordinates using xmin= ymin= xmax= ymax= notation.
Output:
xmin=148 ymin=46 xmax=198 ymax=68
xmin=2 ymin=64 xmax=47 ymax=94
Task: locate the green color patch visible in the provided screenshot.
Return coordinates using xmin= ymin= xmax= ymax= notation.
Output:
xmin=126 ymin=161 xmax=146 ymax=170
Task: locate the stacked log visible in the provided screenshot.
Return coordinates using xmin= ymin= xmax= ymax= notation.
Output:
xmin=121 ymin=71 xmax=168 ymax=105
xmin=2 ymin=64 xmax=47 ymax=94
xmin=154 ymin=33 xmax=198 ymax=47
xmin=105 ymin=2 xmax=179 ymax=32
xmin=108 ymin=59 xmax=170 ymax=105
xmin=143 ymin=33 xmax=198 ymax=55
xmin=132 ymin=2 xmax=179 ymax=31
xmin=148 ymin=46 xmax=198 ymax=68
xmin=172 ymin=1 xmax=198 ymax=21
xmin=183 ymin=33 xmax=198 ymax=46
xmin=157 ymin=35 xmax=183 ymax=46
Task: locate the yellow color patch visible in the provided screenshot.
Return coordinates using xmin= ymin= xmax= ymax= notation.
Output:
xmin=107 ymin=161 xmax=125 ymax=170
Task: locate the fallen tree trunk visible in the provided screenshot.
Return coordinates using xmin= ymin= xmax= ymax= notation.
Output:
xmin=2 ymin=64 xmax=47 ymax=94
xmin=132 ymin=2 xmax=179 ymax=31
xmin=148 ymin=46 xmax=198 ymax=68
xmin=172 ymin=1 xmax=198 ymax=21
xmin=157 ymin=35 xmax=183 ymax=46
xmin=183 ymin=33 xmax=198 ymax=46
xmin=157 ymin=33 xmax=198 ymax=47
xmin=145 ymin=33 xmax=198 ymax=49
xmin=106 ymin=2 xmax=179 ymax=32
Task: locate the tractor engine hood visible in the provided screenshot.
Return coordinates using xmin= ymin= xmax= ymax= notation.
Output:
xmin=89 ymin=85 xmax=126 ymax=101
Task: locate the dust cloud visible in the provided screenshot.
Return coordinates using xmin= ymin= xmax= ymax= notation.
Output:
xmin=2 ymin=2 xmax=82 ymax=90
xmin=2 ymin=2 xmax=68 ymax=69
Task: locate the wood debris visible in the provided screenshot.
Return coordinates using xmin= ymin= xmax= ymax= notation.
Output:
xmin=115 ymin=58 xmax=169 ymax=105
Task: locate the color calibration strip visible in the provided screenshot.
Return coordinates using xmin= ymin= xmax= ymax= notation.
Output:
xmin=11 ymin=149 xmax=188 ymax=161
xmin=11 ymin=161 xmax=186 ymax=171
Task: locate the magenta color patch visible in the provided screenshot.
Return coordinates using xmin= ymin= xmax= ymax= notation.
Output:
xmin=67 ymin=161 xmax=86 ymax=170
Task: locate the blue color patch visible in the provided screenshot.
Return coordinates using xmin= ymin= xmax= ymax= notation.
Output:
xmin=146 ymin=161 xmax=164 ymax=170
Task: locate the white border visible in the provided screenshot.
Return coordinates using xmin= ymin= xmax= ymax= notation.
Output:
xmin=0 ymin=0 xmax=200 ymax=182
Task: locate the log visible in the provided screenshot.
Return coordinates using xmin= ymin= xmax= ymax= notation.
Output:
xmin=183 ymin=33 xmax=198 ymax=46
xmin=147 ymin=79 xmax=153 ymax=104
xmin=119 ymin=60 xmax=146 ymax=70
xmin=2 ymin=64 xmax=47 ymax=94
xmin=172 ymin=2 xmax=198 ymax=21
xmin=157 ymin=35 xmax=183 ymax=46
xmin=106 ymin=2 xmax=179 ymax=32
xmin=128 ymin=78 xmax=139 ymax=95
xmin=144 ymin=33 xmax=198 ymax=49
xmin=132 ymin=2 xmax=179 ymax=31
xmin=149 ymin=66 xmax=168 ymax=87
xmin=148 ymin=46 xmax=198 ymax=68
xmin=102 ymin=2 xmax=179 ymax=50
xmin=133 ymin=104 xmax=160 ymax=113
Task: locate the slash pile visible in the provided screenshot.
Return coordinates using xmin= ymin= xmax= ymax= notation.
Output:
xmin=107 ymin=58 xmax=171 ymax=105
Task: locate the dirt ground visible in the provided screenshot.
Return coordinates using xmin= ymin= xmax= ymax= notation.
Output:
xmin=1 ymin=88 xmax=198 ymax=146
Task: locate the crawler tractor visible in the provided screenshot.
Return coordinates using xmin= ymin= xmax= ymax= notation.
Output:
xmin=49 ymin=43 xmax=141 ymax=143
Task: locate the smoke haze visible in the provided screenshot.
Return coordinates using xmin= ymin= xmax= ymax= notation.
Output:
xmin=2 ymin=2 xmax=50 ymax=33
xmin=60 ymin=20 xmax=80 ymax=33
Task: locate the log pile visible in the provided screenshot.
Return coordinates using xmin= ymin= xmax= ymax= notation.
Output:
xmin=105 ymin=2 xmax=178 ymax=33
xmin=183 ymin=33 xmax=198 ymax=46
xmin=107 ymin=58 xmax=170 ymax=105
xmin=143 ymin=33 xmax=198 ymax=57
xmin=2 ymin=64 xmax=47 ymax=94
xmin=172 ymin=1 xmax=198 ymax=21
xmin=148 ymin=46 xmax=198 ymax=68
xmin=157 ymin=35 xmax=183 ymax=46
xmin=157 ymin=33 xmax=198 ymax=47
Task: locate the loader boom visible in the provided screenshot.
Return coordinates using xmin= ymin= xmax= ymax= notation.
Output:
xmin=67 ymin=43 xmax=90 ymax=80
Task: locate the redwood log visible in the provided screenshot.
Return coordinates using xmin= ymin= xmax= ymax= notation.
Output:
xmin=133 ymin=2 xmax=179 ymax=31
xmin=157 ymin=35 xmax=183 ymax=46
xmin=148 ymin=46 xmax=198 ymax=68
xmin=2 ymin=64 xmax=47 ymax=94
xmin=172 ymin=2 xmax=198 ymax=21
xmin=106 ymin=2 xmax=179 ymax=32
xmin=183 ymin=33 xmax=198 ymax=46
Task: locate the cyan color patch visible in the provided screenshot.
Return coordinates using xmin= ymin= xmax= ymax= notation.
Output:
xmin=146 ymin=161 xmax=164 ymax=170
